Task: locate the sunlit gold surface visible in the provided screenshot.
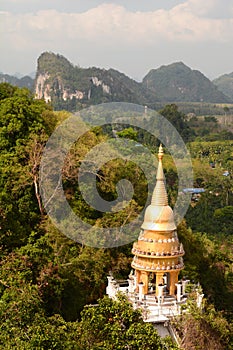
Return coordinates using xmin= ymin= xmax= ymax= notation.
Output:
xmin=131 ymin=145 xmax=184 ymax=297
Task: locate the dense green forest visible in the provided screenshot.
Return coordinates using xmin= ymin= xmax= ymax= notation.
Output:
xmin=34 ymin=52 xmax=233 ymax=111
xmin=0 ymin=83 xmax=233 ymax=349
xmin=142 ymin=62 xmax=231 ymax=103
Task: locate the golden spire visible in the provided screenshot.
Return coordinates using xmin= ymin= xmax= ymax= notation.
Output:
xmin=151 ymin=144 xmax=168 ymax=206
xmin=141 ymin=144 xmax=176 ymax=231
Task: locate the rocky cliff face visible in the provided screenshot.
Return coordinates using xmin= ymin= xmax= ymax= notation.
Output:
xmin=35 ymin=72 xmax=51 ymax=102
xmin=33 ymin=52 xmax=232 ymax=111
xmin=33 ymin=52 xmax=158 ymax=110
xmin=34 ymin=52 xmax=116 ymax=109
xmin=91 ymin=76 xmax=111 ymax=94
xmin=34 ymin=72 xmax=111 ymax=103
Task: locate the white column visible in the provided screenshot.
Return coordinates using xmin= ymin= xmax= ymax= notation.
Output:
xmin=157 ymin=285 xmax=164 ymax=305
xmin=163 ymin=274 xmax=167 ymax=285
xmin=157 ymin=285 xmax=164 ymax=316
xmin=127 ymin=278 xmax=134 ymax=293
xmin=106 ymin=276 xmax=114 ymax=297
xmin=138 ymin=283 xmax=144 ymax=302
xmin=176 ymin=283 xmax=182 ymax=302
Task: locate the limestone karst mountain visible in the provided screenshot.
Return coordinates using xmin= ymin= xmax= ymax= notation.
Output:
xmin=34 ymin=54 xmax=232 ymax=110
xmin=142 ymin=62 xmax=232 ymax=103
xmin=1 ymin=52 xmax=232 ymax=110
xmin=34 ymin=52 xmax=158 ymax=110
xmin=213 ymin=71 xmax=233 ymax=101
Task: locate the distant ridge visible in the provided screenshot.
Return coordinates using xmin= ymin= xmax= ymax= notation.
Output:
xmin=1 ymin=53 xmax=232 ymax=110
xmin=142 ymin=62 xmax=232 ymax=103
xmin=213 ymin=72 xmax=233 ymax=101
xmin=0 ymin=73 xmax=34 ymax=91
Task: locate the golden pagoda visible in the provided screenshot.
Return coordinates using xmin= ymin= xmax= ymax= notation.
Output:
xmin=131 ymin=145 xmax=184 ymax=298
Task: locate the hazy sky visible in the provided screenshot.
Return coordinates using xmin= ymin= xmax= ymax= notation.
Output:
xmin=1 ymin=0 xmax=233 ymax=80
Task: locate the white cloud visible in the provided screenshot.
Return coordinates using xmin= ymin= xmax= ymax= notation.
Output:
xmin=2 ymin=2 xmax=233 ymax=49
xmin=0 ymin=1 xmax=233 ymax=77
xmin=180 ymin=0 xmax=233 ymax=18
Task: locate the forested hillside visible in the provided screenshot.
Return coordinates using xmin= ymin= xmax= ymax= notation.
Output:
xmin=0 ymin=73 xmax=34 ymax=90
xmin=2 ymin=52 xmax=233 ymax=113
xmin=34 ymin=53 xmax=232 ymax=110
xmin=34 ymin=52 xmax=158 ymax=110
xmin=213 ymin=72 xmax=233 ymax=101
xmin=0 ymin=83 xmax=233 ymax=349
xmin=142 ymin=62 xmax=231 ymax=103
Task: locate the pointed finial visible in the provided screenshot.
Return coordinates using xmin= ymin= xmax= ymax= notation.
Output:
xmin=151 ymin=144 xmax=168 ymax=206
xmin=156 ymin=144 xmax=165 ymax=181
xmin=158 ymin=144 xmax=164 ymax=160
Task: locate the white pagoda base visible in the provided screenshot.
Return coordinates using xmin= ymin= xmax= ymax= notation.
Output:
xmin=106 ymin=273 xmax=201 ymax=324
